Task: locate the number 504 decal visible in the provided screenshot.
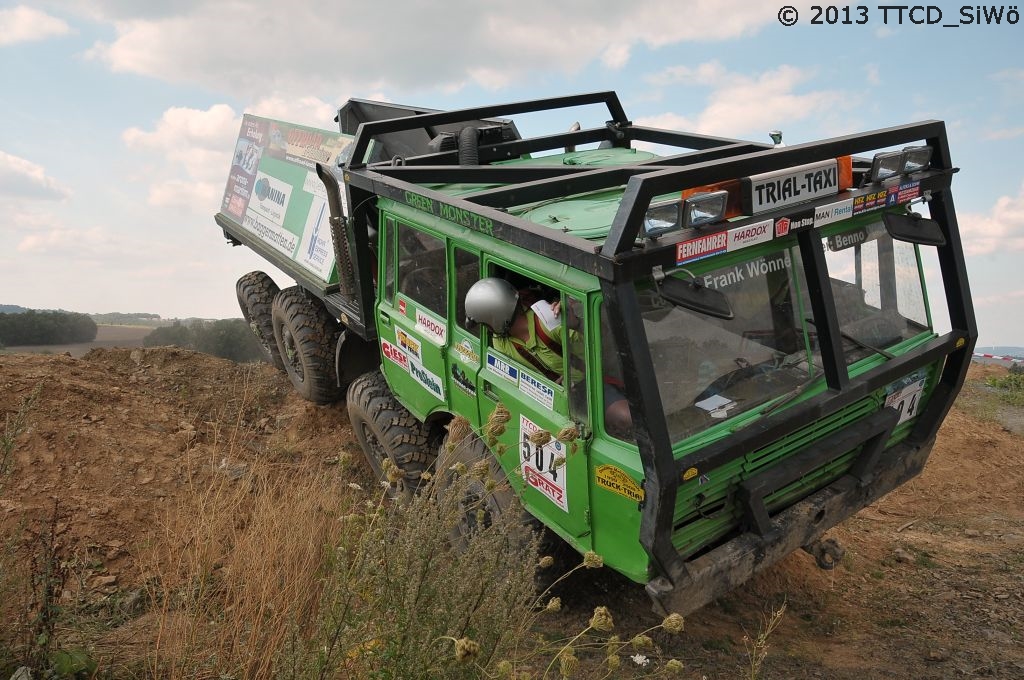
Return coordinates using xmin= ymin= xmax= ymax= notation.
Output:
xmin=520 ymin=415 xmax=568 ymax=512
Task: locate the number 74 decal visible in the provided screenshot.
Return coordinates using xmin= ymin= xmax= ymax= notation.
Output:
xmin=885 ymin=376 xmax=926 ymax=425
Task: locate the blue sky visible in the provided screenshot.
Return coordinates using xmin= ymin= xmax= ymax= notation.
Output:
xmin=1 ymin=1 xmax=1022 ymax=344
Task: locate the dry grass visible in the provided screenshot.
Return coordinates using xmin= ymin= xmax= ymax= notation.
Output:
xmin=139 ymin=454 xmax=352 ymax=679
xmin=127 ymin=418 xmax=544 ymax=679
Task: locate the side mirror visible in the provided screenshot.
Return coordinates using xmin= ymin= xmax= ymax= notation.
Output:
xmin=659 ymin=276 xmax=734 ymax=320
xmin=883 ymin=211 xmax=946 ymax=247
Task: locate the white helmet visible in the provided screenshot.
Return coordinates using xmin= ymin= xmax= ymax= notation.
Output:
xmin=465 ymin=277 xmax=519 ymax=335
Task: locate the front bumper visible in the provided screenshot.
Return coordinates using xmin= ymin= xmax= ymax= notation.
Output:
xmin=646 ymin=432 xmax=932 ymax=616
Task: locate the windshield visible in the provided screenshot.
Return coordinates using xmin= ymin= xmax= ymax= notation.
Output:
xmin=821 ymin=220 xmax=930 ymax=363
xmin=636 ymin=247 xmax=816 ymax=443
xmin=599 ymin=217 xmax=935 ymax=445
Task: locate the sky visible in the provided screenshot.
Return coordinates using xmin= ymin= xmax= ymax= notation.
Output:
xmin=1 ymin=1 xmax=1022 ymax=345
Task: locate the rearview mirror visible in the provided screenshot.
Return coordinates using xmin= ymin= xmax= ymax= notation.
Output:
xmin=883 ymin=211 xmax=946 ymax=247
xmin=659 ymin=276 xmax=734 ymax=320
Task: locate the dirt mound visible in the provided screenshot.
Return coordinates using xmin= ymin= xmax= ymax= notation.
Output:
xmin=0 ymin=348 xmax=359 ymax=591
xmin=1 ymin=351 xmax=1022 ymax=678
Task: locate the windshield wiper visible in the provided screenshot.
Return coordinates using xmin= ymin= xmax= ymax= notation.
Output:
xmin=804 ymin=318 xmax=896 ymax=360
xmin=760 ymin=368 xmax=820 ymax=416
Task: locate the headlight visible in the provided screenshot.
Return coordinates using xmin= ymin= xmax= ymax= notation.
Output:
xmin=682 ymin=191 xmax=729 ymax=229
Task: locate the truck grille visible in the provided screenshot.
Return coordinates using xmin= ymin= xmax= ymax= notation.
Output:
xmin=671 ymin=396 xmax=880 ymax=559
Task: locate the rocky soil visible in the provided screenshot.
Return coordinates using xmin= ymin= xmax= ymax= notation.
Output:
xmin=1 ymin=349 xmax=1021 ymax=678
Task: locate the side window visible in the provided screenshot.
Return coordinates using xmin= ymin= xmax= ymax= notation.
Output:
xmin=383 ymin=218 xmax=396 ymax=303
xmin=454 ymin=248 xmax=480 ymax=331
xmin=599 ymin=303 xmax=633 ymax=441
xmin=397 ymin=223 xmax=447 ymax=316
xmin=565 ymin=295 xmax=588 ymax=423
xmin=485 ymin=268 xmax=564 ymax=383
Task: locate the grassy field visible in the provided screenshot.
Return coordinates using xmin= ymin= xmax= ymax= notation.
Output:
xmin=1 ymin=325 xmax=152 ymax=358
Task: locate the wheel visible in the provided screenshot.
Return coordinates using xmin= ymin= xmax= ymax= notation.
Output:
xmin=236 ymin=271 xmax=285 ymax=371
xmin=438 ymin=422 xmax=516 ymax=548
xmin=347 ymin=370 xmax=435 ymax=494
xmin=271 ymin=286 xmax=342 ymax=404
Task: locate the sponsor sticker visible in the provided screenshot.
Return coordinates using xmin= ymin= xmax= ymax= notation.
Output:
xmin=676 ymin=231 xmax=728 ymax=265
xmin=249 ymin=171 xmax=292 ymax=226
xmin=519 ymin=371 xmax=555 ymax=410
xmin=398 ymin=298 xmax=407 ymax=315
xmin=296 ymin=198 xmax=334 ymax=279
xmin=302 ymin=170 xmax=330 ymax=201
xmin=487 ymin=351 xmax=519 ymax=384
xmin=827 ymin=227 xmax=869 ymax=252
xmin=595 ymin=465 xmax=644 ymax=502
xmin=814 ymin=198 xmax=854 ymax=227
xmin=726 ymin=219 xmax=773 ymax=252
xmin=744 ymin=159 xmax=840 ymax=214
xmin=415 ymin=309 xmax=447 ymax=345
xmin=451 ymin=365 xmax=476 ymax=395
xmin=453 ymin=339 xmax=480 ymax=365
xmin=409 ymin=358 xmax=444 ymax=400
xmin=381 ymin=339 xmax=409 ymax=371
xmin=853 ymin=189 xmax=888 ymax=215
xmin=395 ymin=328 xmax=422 ymax=361
xmin=241 ymin=210 xmax=297 ymax=256
xmin=774 ymin=214 xmax=813 ymax=238
xmin=775 ymin=217 xmax=791 ymax=238
xmin=886 ymin=180 xmax=921 ymax=207
xmin=520 ymin=415 xmax=568 ymax=511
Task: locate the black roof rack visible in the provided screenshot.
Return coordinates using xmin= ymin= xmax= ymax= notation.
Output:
xmin=342 ymin=92 xmax=958 ymax=286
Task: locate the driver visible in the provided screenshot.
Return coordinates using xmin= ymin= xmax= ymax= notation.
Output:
xmin=464 ymin=277 xmax=565 ymax=382
xmin=465 ymin=277 xmax=633 ymax=438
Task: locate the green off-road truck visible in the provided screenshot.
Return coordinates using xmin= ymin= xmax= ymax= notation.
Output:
xmin=215 ymin=92 xmax=976 ymax=615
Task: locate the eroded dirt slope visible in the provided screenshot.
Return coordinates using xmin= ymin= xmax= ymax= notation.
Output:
xmin=1 ymin=349 xmax=1022 ymax=678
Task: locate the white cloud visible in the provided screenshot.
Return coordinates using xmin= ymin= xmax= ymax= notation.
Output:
xmin=865 ymin=63 xmax=881 ymax=86
xmin=16 ymin=225 xmax=113 ymax=254
xmin=120 ymin=99 xmax=343 ymax=213
xmin=249 ymin=96 xmax=338 ymax=130
xmin=638 ymin=63 xmax=845 ymax=140
xmin=984 ymin=127 xmax=1024 ymax=141
xmin=602 ymin=44 xmax=631 ymax=70
xmin=77 ymin=1 xmax=801 ymax=99
xmin=0 ymin=151 xmax=71 ymax=200
xmin=959 ymin=181 xmax=1024 ymax=256
xmin=991 ymin=68 xmax=1024 ymax=83
xmin=122 ymin=105 xmax=241 ymax=212
xmin=974 ymin=289 xmax=1024 ymax=309
xmin=0 ymin=6 xmax=72 ymax=46
xmin=646 ymin=61 xmax=729 ymax=88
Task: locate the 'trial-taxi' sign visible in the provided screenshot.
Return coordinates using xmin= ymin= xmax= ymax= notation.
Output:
xmin=742 ymin=159 xmax=840 ymax=215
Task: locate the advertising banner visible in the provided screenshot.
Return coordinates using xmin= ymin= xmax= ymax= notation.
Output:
xmin=220 ymin=115 xmax=356 ymax=284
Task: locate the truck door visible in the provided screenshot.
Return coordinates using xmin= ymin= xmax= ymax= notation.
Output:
xmin=446 ymin=247 xmax=485 ymax=430
xmin=377 ymin=218 xmax=449 ymax=418
xmin=474 ymin=263 xmax=592 ymax=544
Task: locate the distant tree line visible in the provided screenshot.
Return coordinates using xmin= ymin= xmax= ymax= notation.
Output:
xmin=0 ymin=305 xmax=29 ymax=314
xmin=90 ymin=312 xmax=163 ymax=326
xmin=0 ymin=310 xmax=98 ymax=346
xmin=144 ymin=319 xmax=266 ymax=363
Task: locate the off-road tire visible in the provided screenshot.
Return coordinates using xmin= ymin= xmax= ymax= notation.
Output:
xmin=347 ymin=370 xmax=435 ymax=494
xmin=271 ymin=286 xmax=342 ymax=404
xmin=438 ymin=427 xmax=516 ymax=549
xmin=236 ymin=271 xmax=285 ymax=371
